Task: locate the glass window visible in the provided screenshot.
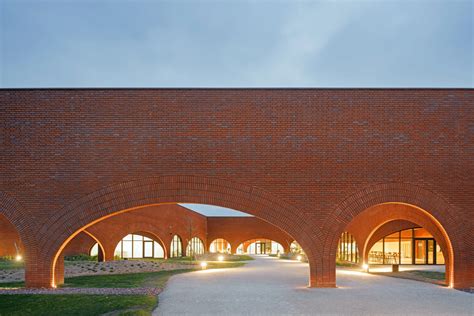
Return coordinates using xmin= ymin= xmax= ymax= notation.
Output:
xmin=209 ymin=238 xmax=231 ymax=253
xmin=337 ymin=232 xmax=359 ymax=264
xmin=90 ymin=243 xmax=99 ymax=257
xmin=368 ymin=240 xmax=384 ymax=264
xmin=368 ymin=228 xmax=445 ymax=266
xmin=436 ymin=244 xmax=445 ymax=264
xmin=384 ymin=232 xmax=400 ymax=264
xmin=186 ymin=237 xmax=204 ymax=256
xmin=114 ymin=233 xmax=165 ymax=259
xmin=170 ymin=235 xmax=182 ymax=257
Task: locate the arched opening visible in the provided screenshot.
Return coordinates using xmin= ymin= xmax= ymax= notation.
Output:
xmin=335 ymin=203 xmax=454 ymax=287
xmin=209 ymin=238 xmax=231 ymax=253
xmin=113 ymin=233 xmax=165 ymax=259
xmin=0 ymin=213 xmax=23 ymax=260
xmin=186 ymin=237 xmax=205 ymax=257
xmin=170 ymin=235 xmax=183 ymax=258
xmin=336 ymin=232 xmax=359 ymax=264
xmin=290 ymin=241 xmax=305 ymax=255
xmin=367 ymin=227 xmax=445 ymax=265
xmin=236 ymin=239 xmax=284 ymax=255
xmin=42 ymin=176 xmax=313 ymax=289
xmin=88 ymin=243 xmax=105 ymax=262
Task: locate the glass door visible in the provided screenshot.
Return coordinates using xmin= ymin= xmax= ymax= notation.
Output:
xmin=427 ymin=240 xmax=435 ymax=264
xmin=414 ymin=239 xmax=436 ymax=264
xmin=414 ymin=239 xmax=426 ymax=264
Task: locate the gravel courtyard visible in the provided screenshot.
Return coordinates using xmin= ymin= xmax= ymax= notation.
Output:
xmin=155 ymin=256 xmax=472 ymax=315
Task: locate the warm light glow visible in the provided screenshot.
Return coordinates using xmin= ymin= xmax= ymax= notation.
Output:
xmin=297 ymin=255 xmax=302 ymax=261
xmin=362 ymin=263 xmax=369 ymax=272
xmin=51 ymin=282 xmax=57 ymax=288
xmin=200 ymin=261 xmax=208 ymax=269
xmin=218 ymin=255 xmax=224 ymax=262
xmin=15 ymin=255 xmax=22 ymax=261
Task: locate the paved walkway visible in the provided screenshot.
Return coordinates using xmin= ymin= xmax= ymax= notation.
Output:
xmin=154 ymin=256 xmax=472 ymax=315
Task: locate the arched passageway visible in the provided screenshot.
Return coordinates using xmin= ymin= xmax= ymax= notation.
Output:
xmin=39 ymin=177 xmax=314 ymax=289
xmin=209 ymin=238 xmax=231 ymax=253
xmin=236 ymin=239 xmax=284 ymax=255
xmin=322 ymin=184 xmax=461 ymax=288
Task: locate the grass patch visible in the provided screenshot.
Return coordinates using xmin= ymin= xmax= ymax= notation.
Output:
xmin=370 ymin=270 xmax=446 ymax=286
xmin=62 ymin=269 xmax=192 ymax=288
xmin=0 ymin=294 xmax=156 ymax=316
xmin=227 ymin=255 xmax=254 ymax=261
xmin=0 ymin=260 xmax=23 ymax=270
xmin=407 ymin=270 xmax=445 ymax=281
xmin=0 ymin=259 xmax=245 ymax=290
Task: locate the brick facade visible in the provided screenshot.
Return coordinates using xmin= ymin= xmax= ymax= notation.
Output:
xmin=0 ymin=88 xmax=472 ymax=289
xmin=61 ymin=205 xmax=293 ymax=260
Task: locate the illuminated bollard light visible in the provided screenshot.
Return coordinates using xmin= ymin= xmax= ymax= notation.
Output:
xmin=296 ymin=255 xmax=302 ymax=261
xmin=15 ymin=255 xmax=22 ymax=261
xmin=200 ymin=262 xmax=208 ymax=270
xmin=218 ymin=255 xmax=224 ymax=262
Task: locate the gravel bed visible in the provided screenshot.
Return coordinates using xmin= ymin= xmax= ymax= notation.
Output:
xmin=0 ymin=287 xmax=162 ymax=296
xmin=0 ymin=260 xmax=195 ymax=283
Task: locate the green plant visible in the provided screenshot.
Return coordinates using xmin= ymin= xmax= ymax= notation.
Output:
xmin=64 ymin=253 xmax=97 ymax=262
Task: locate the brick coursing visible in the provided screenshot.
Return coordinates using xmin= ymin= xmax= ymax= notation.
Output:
xmin=0 ymin=88 xmax=472 ymax=289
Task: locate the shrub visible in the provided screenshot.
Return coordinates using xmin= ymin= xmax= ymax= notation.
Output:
xmin=64 ymin=253 xmax=98 ymax=261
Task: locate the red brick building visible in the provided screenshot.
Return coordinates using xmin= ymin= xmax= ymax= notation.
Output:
xmin=0 ymin=88 xmax=472 ymax=290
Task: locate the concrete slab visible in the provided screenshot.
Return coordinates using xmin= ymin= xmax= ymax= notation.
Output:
xmin=154 ymin=256 xmax=472 ymax=315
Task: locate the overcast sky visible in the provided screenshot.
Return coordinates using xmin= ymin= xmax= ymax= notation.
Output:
xmin=1 ymin=0 xmax=472 ymax=216
xmin=1 ymin=0 xmax=472 ymax=88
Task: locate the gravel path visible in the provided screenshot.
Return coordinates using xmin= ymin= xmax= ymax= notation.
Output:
xmin=155 ymin=255 xmax=472 ymax=315
xmin=0 ymin=287 xmax=161 ymax=295
xmin=0 ymin=260 xmax=194 ymax=283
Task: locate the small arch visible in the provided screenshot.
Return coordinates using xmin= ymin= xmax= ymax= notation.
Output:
xmin=82 ymin=230 xmax=105 ymax=262
xmin=335 ymin=232 xmax=360 ymax=264
xmin=209 ymin=238 xmax=231 ymax=254
xmin=170 ymin=235 xmax=183 ymax=258
xmin=114 ymin=232 xmax=166 ymax=259
xmin=186 ymin=237 xmax=205 ymax=257
xmin=236 ymin=239 xmax=284 ymax=255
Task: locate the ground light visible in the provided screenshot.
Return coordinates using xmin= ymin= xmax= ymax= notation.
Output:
xmin=15 ymin=255 xmax=22 ymax=261
xmin=296 ymin=255 xmax=302 ymax=261
xmin=200 ymin=262 xmax=208 ymax=270
xmin=362 ymin=263 xmax=369 ymax=272
xmin=218 ymin=255 xmax=224 ymax=262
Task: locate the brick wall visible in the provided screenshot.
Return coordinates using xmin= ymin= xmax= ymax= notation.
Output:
xmin=0 ymin=88 xmax=472 ymax=289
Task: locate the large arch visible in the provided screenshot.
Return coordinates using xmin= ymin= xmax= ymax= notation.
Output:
xmin=322 ymin=183 xmax=469 ymax=289
xmin=31 ymin=176 xmax=316 ymax=288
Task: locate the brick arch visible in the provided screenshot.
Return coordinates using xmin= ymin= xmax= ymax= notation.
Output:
xmin=41 ymin=176 xmax=315 ymax=288
xmin=109 ymin=227 xmax=169 ymax=259
xmin=238 ymin=238 xmax=288 ymax=254
xmin=82 ymin=230 xmax=105 ymax=262
xmin=363 ymin=220 xmax=418 ymax=261
xmin=82 ymin=218 xmax=172 ymax=261
xmin=322 ymin=183 xmax=467 ymax=289
xmin=345 ymin=204 xmax=452 ymax=285
xmin=208 ymin=238 xmax=232 ymax=253
xmin=0 ymin=192 xmax=32 ymax=248
xmin=170 ymin=234 xmax=184 ymax=257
